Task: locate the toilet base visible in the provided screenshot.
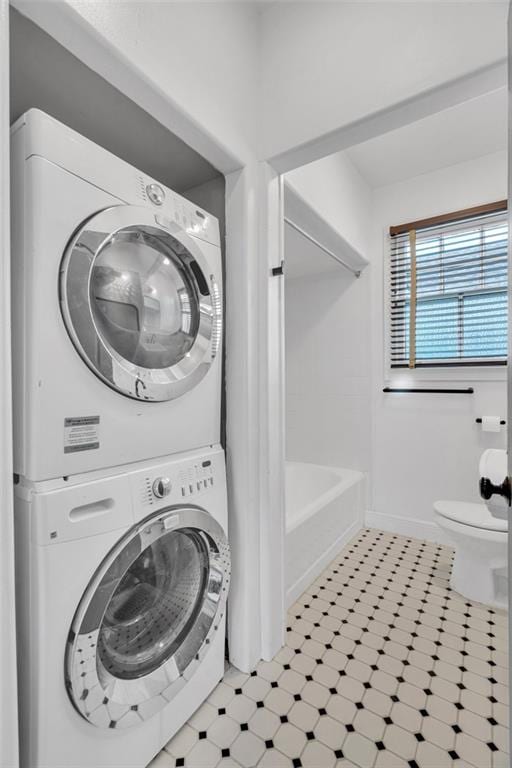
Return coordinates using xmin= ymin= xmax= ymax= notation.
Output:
xmin=435 ymin=512 xmax=508 ymax=610
xmin=451 ymin=548 xmax=508 ymax=610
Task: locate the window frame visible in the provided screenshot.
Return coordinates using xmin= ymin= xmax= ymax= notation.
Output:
xmin=383 ymin=203 xmax=508 ymax=383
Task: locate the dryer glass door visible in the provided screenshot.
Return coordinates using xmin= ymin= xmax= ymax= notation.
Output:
xmin=91 ymin=232 xmax=199 ymax=372
xmin=65 ymin=507 xmax=230 ymax=729
xmin=60 ymin=206 xmax=222 ymax=401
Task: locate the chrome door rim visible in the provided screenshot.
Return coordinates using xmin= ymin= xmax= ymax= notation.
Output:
xmin=65 ymin=506 xmax=230 ymax=729
xmin=60 ymin=206 xmax=222 ymax=402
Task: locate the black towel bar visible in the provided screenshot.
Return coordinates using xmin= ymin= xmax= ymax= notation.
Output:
xmin=475 ymin=418 xmax=506 ymax=425
xmin=383 ymin=387 xmax=474 ymax=394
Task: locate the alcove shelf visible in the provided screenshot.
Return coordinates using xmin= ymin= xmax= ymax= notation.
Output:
xmin=283 ymin=180 xmax=369 ymax=279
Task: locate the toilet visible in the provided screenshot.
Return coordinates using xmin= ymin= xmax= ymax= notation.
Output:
xmin=434 ymin=501 xmax=508 ymax=610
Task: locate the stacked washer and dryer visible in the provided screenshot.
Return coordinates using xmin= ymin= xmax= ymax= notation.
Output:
xmin=11 ymin=109 xmax=230 ymax=768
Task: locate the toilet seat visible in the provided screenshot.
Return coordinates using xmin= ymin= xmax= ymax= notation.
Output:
xmin=434 ymin=500 xmax=508 ymax=533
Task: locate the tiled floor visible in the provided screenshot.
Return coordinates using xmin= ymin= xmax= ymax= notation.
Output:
xmin=150 ymin=528 xmax=509 ymax=768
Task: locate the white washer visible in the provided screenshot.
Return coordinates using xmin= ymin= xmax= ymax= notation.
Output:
xmin=14 ymin=445 xmax=230 ymax=768
xmin=11 ymin=109 xmax=223 ymax=481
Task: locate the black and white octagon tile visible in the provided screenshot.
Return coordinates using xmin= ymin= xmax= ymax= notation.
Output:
xmin=149 ymin=529 xmax=509 ymax=768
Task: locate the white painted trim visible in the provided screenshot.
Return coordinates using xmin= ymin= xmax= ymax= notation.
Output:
xmin=286 ymin=519 xmax=363 ymax=608
xmin=259 ymin=164 xmax=286 ymax=660
xmin=365 ymin=509 xmax=452 ymax=546
xmin=1 ymin=3 xmax=19 ymax=767
xmin=507 ymin=3 xmax=512 ymax=724
xmin=225 ymin=165 xmax=262 ymax=672
xmin=284 ymin=180 xmax=368 ymax=275
xmin=11 ymin=0 xmax=246 ymax=174
xmin=385 ymin=368 xmax=508 ymax=384
xmin=270 ymin=60 xmax=507 ymax=175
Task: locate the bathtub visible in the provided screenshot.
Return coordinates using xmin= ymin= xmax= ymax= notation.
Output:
xmin=285 ymin=461 xmax=365 ymax=606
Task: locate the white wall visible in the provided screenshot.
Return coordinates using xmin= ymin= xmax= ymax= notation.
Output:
xmin=285 ymin=147 xmax=507 ymax=543
xmin=285 ymin=153 xmax=372 ymax=478
xmin=259 ymin=1 xmax=507 ymax=161
xmin=285 ymin=268 xmax=372 ymax=477
xmin=34 ymin=0 xmax=261 ymax=165
xmin=370 ymin=150 xmax=508 ymax=539
xmin=286 ymin=152 xmax=371 ymax=259
xmin=42 ymin=1 xmax=508 ymax=167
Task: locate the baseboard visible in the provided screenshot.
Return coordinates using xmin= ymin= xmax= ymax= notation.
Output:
xmin=365 ymin=510 xmax=452 ymax=546
xmin=286 ymin=518 xmax=363 ymax=608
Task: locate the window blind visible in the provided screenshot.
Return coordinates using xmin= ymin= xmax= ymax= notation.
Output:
xmin=389 ymin=206 xmax=508 ymax=368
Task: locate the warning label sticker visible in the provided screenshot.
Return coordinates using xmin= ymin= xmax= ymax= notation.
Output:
xmin=64 ymin=416 xmax=100 ymax=454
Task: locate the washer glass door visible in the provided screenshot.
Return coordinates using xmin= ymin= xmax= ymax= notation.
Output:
xmin=61 ymin=206 xmax=222 ymax=401
xmin=66 ymin=507 xmax=230 ymax=729
xmin=99 ymin=527 xmax=208 ymax=680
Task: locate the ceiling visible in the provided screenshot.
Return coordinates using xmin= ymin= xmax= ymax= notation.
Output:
xmin=346 ymin=87 xmax=507 ymax=189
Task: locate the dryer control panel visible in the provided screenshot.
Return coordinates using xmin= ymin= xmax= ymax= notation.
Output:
xmin=134 ymin=172 xmax=220 ymax=248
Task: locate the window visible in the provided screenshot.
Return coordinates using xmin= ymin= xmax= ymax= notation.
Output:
xmin=389 ymin=202 xmax=508 ymax=368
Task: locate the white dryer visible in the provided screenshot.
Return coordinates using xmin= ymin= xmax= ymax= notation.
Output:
xmin=11 ymin=109 xmax=223 ymax=481
xmin=14 ymin=445 xmax=230 ymax=768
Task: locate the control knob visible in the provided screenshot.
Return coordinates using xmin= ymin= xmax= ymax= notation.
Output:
xmin=146 ymin=183 xmax=165 ymax=206
xmin=153 ymin=477 xmax=171 ymax=498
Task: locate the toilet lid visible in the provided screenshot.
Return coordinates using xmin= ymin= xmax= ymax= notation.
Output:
xmin=434 ymin=501 xmax=508 ymax=532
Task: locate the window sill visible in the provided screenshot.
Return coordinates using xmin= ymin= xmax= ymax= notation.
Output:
xmin=385 ymin=365 xmax=507 ymax=384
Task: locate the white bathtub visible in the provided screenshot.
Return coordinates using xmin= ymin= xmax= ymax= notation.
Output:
xmin=285 ymin=461 xmax=365 ymax=606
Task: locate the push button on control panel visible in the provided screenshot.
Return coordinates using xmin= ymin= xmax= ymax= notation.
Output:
xmin=179 ymin=461 xmax=214 ymax=497
xmin=152 ymin=477 xmax=171 ymax=498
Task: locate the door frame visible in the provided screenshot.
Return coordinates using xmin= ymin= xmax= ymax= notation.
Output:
xmin=507 ymin=2 xmax=511 ymax=754
xmin=0 ymin=1 xmax=19 ymax=766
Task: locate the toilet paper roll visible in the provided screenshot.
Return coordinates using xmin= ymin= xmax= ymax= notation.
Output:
xmin=479 ymin=449 xmax=509 ymax=519
xmin=480 ymin=416 xmax=501 ymax=433
xmin=479 ymin=448 xmax=507 ymax=483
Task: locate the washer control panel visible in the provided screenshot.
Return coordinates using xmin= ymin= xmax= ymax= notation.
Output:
xmin=140 ymin=459 xmax=215 ymax=507
xmin=179 ymin=459 xmax=214 ymax=498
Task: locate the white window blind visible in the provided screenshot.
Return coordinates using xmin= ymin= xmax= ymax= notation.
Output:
xmin=389 ymin=205 xmax=508 ymax=368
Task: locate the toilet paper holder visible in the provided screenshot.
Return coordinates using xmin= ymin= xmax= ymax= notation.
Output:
xmin=475 ymin=418 xmax=506 ymax=425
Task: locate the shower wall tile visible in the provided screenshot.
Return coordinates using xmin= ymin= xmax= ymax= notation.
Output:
xmin=285 ymin=270 xmax=371 ymax=474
